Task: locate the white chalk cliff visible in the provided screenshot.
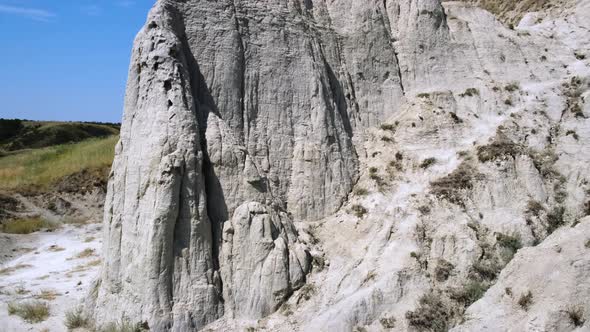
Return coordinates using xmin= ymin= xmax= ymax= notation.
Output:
xmin=89 ymin=0 xmax=590 ymax=331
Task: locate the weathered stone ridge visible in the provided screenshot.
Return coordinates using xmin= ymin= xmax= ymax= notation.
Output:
xmin=91 ymin=0 xmax=590 ymax=331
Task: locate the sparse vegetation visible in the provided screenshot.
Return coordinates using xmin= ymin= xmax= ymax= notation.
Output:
xmin=36 ymin=289 xmax=59 ymax=301
xmin=99 ymin=319 xmax=148 ymax=332
xmin=504 ymin=98 xmax=513 ymax=106
xmin=496 ymin=233 xmax=522 ymax=253
xmin=380 ymin=123 xmax=396 ymax=132
xmin=380 ymin=316 xmax=396 ymax=329
xmin=518 ymin=291 xmax=533 ymax=311
xmin=418 ymin=205 xmax=431 ymax=215
xmin=566 ymin=130 xmax=579 ymax=140
xmin=75 ymin=248 xmax=96 ymax=259
xmin=2 ymin=216 xmax=57 ymax=234
xmin=504 ymin=83 xmax=520 ymax=92
xmin=351 ymin=204 xmax=368 ymax=218
xmin=381 ymin=136 xmax=394 ymax=143
xmin=7 ymin=301 xmax=50 ymax=323
xmin=526 ymin=200 xmax=544 ymax=216
xmin=566 ymin=306 xmax=585 ymax=327
xmin=434 ymin=259 xmax=454 ymax=282
xmin=472 ymin=259 xmax=502 ymax=281
xmin=406 ymin=293 xmax=451 ymax=332
xmin=417 ymin=93 xmax=430 ymax=98
xmin=65 ymin=308 xmax=93 ymax=329
xmin=477 ymin=138 xmax=523 ymax=162
xmin=297 ymin=284 xmax=316 ymax=302
xmin=431 ymin=162 xmax=480 ymax=205
xmin=368 ymin=167 xmax=386 ymax=187
xmin=354 ymin=187 xmax=368 ymax=196
xmin=546 ymin=206 xmax=566 ymax=234
xmin=420 ymin=157 xmax=437 ymax=169
xmin=0 ymin=263 xmax=33 ymax=275
xmin=450 ymin=281 xmax=489 ymax=306
xmin=459 ymin=88 xmax=479 ymax=97
xmin=449 ymin=112 xmax=463 ymax=124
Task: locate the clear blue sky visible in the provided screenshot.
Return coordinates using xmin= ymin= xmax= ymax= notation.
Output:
xmin=0 ymin=0 xmax=154 ymax=123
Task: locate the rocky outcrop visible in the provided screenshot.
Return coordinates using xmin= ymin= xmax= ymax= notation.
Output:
xmin=91 ymin=0 xmax=590 ymax=331
xmin=452 ymin=218 xmax=590 ymax=332
xmin=220 ymin=202 xmax=310 ymax=319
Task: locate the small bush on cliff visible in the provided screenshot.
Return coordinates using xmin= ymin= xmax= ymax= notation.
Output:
xmin=547 ymin=206 xmax=566 ymax=234
xmin=351 ymin=204 xmax=368 ymax=218
xmin=431 ymin=162 xmax=480 ymax=205
xmin=477 ymin=139 xmax=523 ymax=162
xmin=406 ymin=293 xmax=451 ymax=332
xmin=518 ymin=291 xmax=534 ymax=311
xmin=420 ymin=157 xmax=436 ymax=169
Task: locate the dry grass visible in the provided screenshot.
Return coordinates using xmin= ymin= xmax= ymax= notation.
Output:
xmin=84 ymin=236 xmax=96 ymax=243
xmin=0 ymin=264 xmax=32 ymax=276
xmin=35 ymin=289 xmax=60 ymax=301
xmin=2 ymin=217 xmax=57 ymax=234
xmin=74 ymin=248 xmax=96 ymax=259
xmin=65 ymin=308 xmax=93 ymax=330
xmin=7 ymin=301 xmax=50 ymax=323
xmin=48 ymin=244 xmax=65 ymax=252
xmin=0 ymin=136 xmax=117 ymax=191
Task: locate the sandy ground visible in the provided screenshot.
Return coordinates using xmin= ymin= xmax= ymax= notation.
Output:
xmin=0 ymin=224 xmax=102 ymax=332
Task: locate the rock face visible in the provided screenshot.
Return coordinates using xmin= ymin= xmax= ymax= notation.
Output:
xmin=92 ymin=0 xmax=590 ymax=331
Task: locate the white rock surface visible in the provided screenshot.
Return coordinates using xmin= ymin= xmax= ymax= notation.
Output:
xmin=85 ymin=0 xmax=590 ymax=331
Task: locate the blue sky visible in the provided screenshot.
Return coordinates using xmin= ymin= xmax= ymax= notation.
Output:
xmin=0 ymin=0 xmax=154 ymax=122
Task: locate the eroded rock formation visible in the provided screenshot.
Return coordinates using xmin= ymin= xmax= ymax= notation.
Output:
xmin=91 ymin=0 xmax=590 ymax=331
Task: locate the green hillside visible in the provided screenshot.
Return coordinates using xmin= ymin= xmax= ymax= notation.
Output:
xmin=0 ymin=119 xmax=120 ymax=152
xmin=0 ymin=119 xmax=119 ymax=193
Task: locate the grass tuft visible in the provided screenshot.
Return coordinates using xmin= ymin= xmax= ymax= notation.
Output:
xmin=65 ymin=308 xmax=93 ymax=329
xmin=7 ymin=301 xmax=50 ymax=323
